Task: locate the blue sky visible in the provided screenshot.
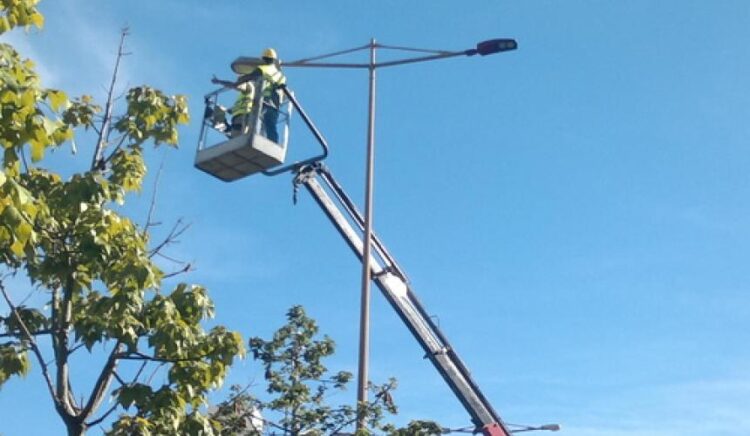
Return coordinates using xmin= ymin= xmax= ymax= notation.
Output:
xmin=2 ymin=0 xmax=750 ymax=434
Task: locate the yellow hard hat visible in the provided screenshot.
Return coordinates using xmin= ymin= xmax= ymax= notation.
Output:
xmin=262 ymin=48 xmax=278 ymax=61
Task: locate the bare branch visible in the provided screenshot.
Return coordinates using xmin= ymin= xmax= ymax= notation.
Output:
xmin=53 ymin=280 xmax=76 ymax=416
xmin=102 ymin=133 xmax=128 ymax=162
xmin=112 ymin=358 xmax=148 ymax=389
xmin=67 ymin=342 xmax=87 ymax=356
xmin=87 ymin=356 xmax=150 ymax=427
xmin=261 ymin=417 xmax=289 ymax=433
xmin=146 ymin=362 xmax=166 ymax=385
xmin=112 ymin=370 xmax=128 ymax=388
xmin=148 ymin=219 xmax=191 ymax=259
xmin=162 ymin=263 xmax=193 ymax=280
xmin=91 ymin=27 xmax=131 ymax=170
xmin=143 ymin=159 xmax=165 ymax=233
xmin=114 ymin=87 xmax=129 ymax=102
xmin=131 ymin=360 xmax=149 ymax=384
xmin=67 ymin=378 xmax=80 ymax=413
xmin=80 ymin=341 xmax=124 ymax=421
xmin=17 ymin=286 xmax=39 ymax=306
xmin=85 ymin=402 xmax=119 ymax=428
xmin=114 ymin=350 xmax=212 ymax=364
xmin=0 ymin=281 xmax=61 ymax=411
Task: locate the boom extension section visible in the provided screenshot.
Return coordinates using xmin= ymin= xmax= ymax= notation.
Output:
xmin=294 ymin=164 xmax=511 ymax=436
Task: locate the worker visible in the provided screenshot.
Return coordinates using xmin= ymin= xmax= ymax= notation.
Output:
xmin=211 ymin=76 xmax=255 ymax=137
xmin=254 ymin=48 xmax=287 ymax=142
xmin=211 ymin=48 xmax=286 ymax=141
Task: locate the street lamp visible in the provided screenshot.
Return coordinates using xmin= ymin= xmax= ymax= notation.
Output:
xmin=279 ymin=38 xmax=517 ymax=430
xmin=509 ymin=423 xmax=561 ymax=433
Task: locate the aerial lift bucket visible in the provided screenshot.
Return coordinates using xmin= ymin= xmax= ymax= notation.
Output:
xmin=195 ymin=130 xmax=287 ymax=182
xmin=195 ymin=75 xmax=328 ymax=182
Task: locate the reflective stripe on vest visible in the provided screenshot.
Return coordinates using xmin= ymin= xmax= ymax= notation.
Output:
xmin=232 ymin=89 xmax=254 ymax=116
xmin=257 ymin=64 xmax=286 ymax=97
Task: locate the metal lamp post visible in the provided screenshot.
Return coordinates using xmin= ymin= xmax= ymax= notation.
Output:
xmin=281 ymin=38 xmax=517 ymax=430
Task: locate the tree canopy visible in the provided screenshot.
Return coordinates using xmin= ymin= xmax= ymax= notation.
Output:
xmin=0 ymin=2 xmax=244 ymax=435
xmin=211 ymin=306 xmax=443 ymax=436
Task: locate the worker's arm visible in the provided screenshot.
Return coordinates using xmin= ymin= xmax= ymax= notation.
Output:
xmin=212 ymin=69 xmax=262 ymax=88
xmin=211 ymin=75 xmax=238 ymax=88
xmin=236 ymin=69 xmax=262 ymax=85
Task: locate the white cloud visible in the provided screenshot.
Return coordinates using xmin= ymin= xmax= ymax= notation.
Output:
xmin=48 ymin=2 xmax=135 ymax=99
xmin=5 ymin=0 xmax=175 ymax=100
xmin=2 ymin=30 xmax=58 ymax=86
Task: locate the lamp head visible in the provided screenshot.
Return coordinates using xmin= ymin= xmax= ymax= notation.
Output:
xmin=231 ymin=57 xmax=263 ymax=74
xmin=466 ymin=38 xmax=518 ymax=56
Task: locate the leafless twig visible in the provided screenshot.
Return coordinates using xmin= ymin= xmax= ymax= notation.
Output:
xmin=163 ymin=263 xmax=194 ymax=279
xmin=148 ymin=219 xmax=191 ymax=259
xmin=112 ymin=370 xmax=127 ymax=387
xmin=143 ymin=159 xmax=165 ymax=233
xmin=0 ymin=281 xmax=60 ymax=409
xmin=86 ymin=402 xmax=119 ymax=428
xmin=18 ymin=285 xmax=39 ymax=306
xmin=115 ymin=350 xmax=212 ymax=364
xmin=67 ymin=343 xmax=87 ymax=356
xmin=80 ymin=341 xmax=124 ymax=421
xmin=91 ymin=27 xmax=131 ymax=170
xmin=85 ymin=355 xmax=147 ymax=427
xmin=146 ymin=362 xmax=167 ymax=385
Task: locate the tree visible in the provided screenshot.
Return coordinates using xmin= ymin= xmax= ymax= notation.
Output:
xmin=212 ymin=305 xmax=396 ymax=435
xmin=0 ymin=3 xmax=244 ymax=435
xmin=211 ymin=306 xmax=442 ymax=436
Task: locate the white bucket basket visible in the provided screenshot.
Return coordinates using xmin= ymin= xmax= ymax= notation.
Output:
xmin=195 ymin=131 xmax=287 ymax=182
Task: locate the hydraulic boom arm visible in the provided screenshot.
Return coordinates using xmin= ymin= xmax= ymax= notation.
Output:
xmin=294 ymin=164 xmax=511 ymax=436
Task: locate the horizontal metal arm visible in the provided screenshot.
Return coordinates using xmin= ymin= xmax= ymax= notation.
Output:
xmin=283 ymin=51 xmax=468 ymax=70
xmin=374 ymin=50 xmax=467 ymax=68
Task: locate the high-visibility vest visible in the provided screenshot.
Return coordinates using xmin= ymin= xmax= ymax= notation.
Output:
xmin=232 ymin=85 xmax=255 ymax=116
xmin=257 ymin=64 xmax=286 ymax=98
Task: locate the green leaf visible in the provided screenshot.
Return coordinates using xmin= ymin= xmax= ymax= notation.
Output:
xmin=15 ymin=221 xmax=33 ymax=245
xmin=0 ymin=345 xmax=30 ymax=386
xmin=30 ymin=138 xmax=44 ymax=162
xmin=47 ymin=90 xmax=68 ymax=111
xmin=117 ymin=384 xmax=154 ymax=409
xmin=0 ymin=17 xmax=10 ymax=34
xmin=30 ymin=12 xmax=44 ymax=29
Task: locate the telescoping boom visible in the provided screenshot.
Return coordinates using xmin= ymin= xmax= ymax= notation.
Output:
xmin=196 ymin=79 xmax=513 ymax=435
xmin=293 ymin=164 xmax=512 ymax=436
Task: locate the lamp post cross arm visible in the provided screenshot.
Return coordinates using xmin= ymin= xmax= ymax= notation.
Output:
xmin=282 ymin=39 xmax=516 ymax=70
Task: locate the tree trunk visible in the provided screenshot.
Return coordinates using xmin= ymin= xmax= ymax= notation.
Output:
xmin=65 ymin=419 xmax=85 ymax=436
